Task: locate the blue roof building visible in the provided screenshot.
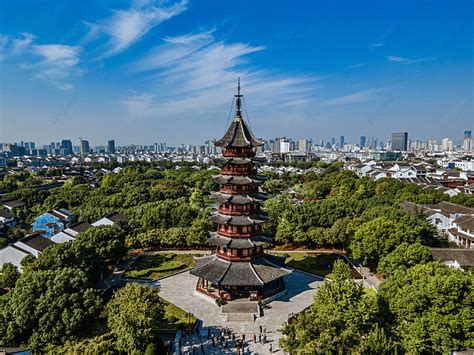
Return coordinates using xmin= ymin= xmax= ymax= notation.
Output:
xmin=32 ymin=208 xmax=75 ymax=237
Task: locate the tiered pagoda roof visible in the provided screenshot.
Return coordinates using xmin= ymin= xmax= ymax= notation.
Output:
xmin=191 ymin=79 xmax=289 ymax=300
xmin=193 ymin=254 xmax=288 ymax=287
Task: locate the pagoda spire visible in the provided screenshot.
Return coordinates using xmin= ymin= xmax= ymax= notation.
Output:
xmin=235 ymin=77 xmax=242 ymax=120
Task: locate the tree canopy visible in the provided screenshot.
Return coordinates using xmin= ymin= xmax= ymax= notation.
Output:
xmin=0 ymin=267 xmax=102 ymax=348
xmin=280 ymin=260 xmax=384 ymax=354
xmin=379 ymin=262 xmax=474 ymax=353
xmin=106 ymin=283 xmax=165 ymax=352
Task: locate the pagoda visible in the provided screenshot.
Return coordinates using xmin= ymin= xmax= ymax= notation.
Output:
xmin=191 ymin=79 xmax=289 ymax=301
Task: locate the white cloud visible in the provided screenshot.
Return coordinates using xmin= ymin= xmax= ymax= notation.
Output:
xmin=345 ymin=62 xmax=366 ymax=69
xmin=123 ymin=30 xmax=317 ymax=120
xmin=89 ymin=0 xmax=188 ymax=57
xmin=11 ymin=32 xmax=36 ymax=54
xmin=386 ymin=55 xmax=436 ymax=64
xmin=0 ymin=33 xmax=82 ymax=90
xmin=31 ymin=44 xmax=82 ymax=90
xmin=323 ymin=88 xmax=387 ymax=106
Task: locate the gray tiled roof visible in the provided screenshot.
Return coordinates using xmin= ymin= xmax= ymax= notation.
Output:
xmin=212 ymin=174 xmax=266 ymax=185
xmin=213 ymin=157 xmax=265 ymax=165
xmin=19 ymin=233 xmax=55 ymax=252
xmin=214 ymin=117 xmax=264 ymax=148
xmin=208 ymin=232 xmax=272 ymax=248
xmin=211 ymin=192 xmax=268 ymax=205
xmin=432 ymin=248 xmax=474 ymax=267
xmin=191 ymin=254 xmax=289 ymax=286
xmin=210 ymin=212 xmax=268 ymax=226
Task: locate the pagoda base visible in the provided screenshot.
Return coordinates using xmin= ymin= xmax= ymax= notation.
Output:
xmin=195 ymin=277 xmax=285 ymax=302
xmin=191 ymin=253 xmax=290 ymax=302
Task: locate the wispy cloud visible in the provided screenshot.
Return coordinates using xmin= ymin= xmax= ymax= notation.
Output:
xmin=87 ymin=0 xmax=188 ymax=57
xmin=386 ymin=55 xmax=436 ymax=64
xmin=323 ymin=88 xmax=388 ymax=106
xmin=123 ymin=30 xmax=318 ymax=119
xmin=345 ymin=62 xmax=366 ymax=69
xmin=31 ymin=44 xmax=82 ymax=90
xmin=0 ymin=33 xmax=82 ymax=90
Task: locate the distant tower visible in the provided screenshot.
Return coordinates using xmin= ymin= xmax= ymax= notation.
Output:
xmin=360 ymin=136 xmax=366 ymax=148
xmin=191 ymin=79 xmax=289 ymax=301
xmin=463 ymin=130 xmax=473 ymax=152
xmin=79 ymin=138 xmax=90 ymax=154
xmin=391 ymin=132 xmax=408 ymax=151
xmin=107 ymin=139 xmax=116 ymax=154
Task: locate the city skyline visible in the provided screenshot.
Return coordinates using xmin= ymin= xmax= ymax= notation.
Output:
xmin=1 ymin=0 xmax=472 ymax=145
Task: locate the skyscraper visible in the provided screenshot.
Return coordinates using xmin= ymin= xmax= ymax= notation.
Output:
xmin=391 ymin=132 xmax=408 ymax=151
xmin=340 ymin=136 xmax=345 ymax=148
xmin=107 ymin=139 xmax=116 ymax=154
xmin=360 ymin=136 xmax=366 ymax=147
xmin=61 ymin=139 xmax=73 ymax=155
xmin=80 ymin=139 xmax=90 ymax=154
xmin=463 ymin=130 xmax=473 ymax=152
xmin=298 ymin=139 xmax=311 ymax=152
xmin=331 ymin=137 xmax=336 ymax=146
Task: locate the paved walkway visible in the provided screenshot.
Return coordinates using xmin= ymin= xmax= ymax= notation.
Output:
xmin=155 ymin=269 xmax=325 ymax=354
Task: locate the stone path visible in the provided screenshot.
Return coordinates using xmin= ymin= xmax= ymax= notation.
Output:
xmin=155 ymin=269 xmax=325 ymax=354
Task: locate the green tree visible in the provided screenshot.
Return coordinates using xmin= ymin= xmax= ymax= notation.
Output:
xmin=27 ymin=240 xmax=105 ymax=282
xmin=379 ymin=262 xmax=473 ymax=353
xmin=106 ymin=283 xmax=165 ymax=352
xmin=0 ymin=267 xmax=102 ymax=348
xmin=76 ymin=225 xmax=127 ymax=262
xmin=349 ymin=216 xmax=432 ymax=265
xmin=189 ymin=189 xmax=204 ymax=210
xmin=378 ymin=242 xmax=432 ymax=276
xmin=280 ymin=260 xmax=380 ymax=353
xmin=0 ymin=263 xmax=20 ymax=289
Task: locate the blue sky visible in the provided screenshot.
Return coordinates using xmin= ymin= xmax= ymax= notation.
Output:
xmin=0 ymin=0 xmax=472 ymax=146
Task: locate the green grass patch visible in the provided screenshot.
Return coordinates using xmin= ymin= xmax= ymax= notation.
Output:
xmin=276 ymin=252 xmax=347 ymax=277
xmin=159 ymin=298 xmax=197 ymax=330
xmin=124 ymin=253 xmax=200 ymax=280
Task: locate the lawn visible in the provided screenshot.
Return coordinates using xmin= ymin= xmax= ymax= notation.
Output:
xmin=275 ymin=252 xmax=347 ymax=277
xmin=160 ymin=298 xmax=197 ymax=330
xmin=124 ymin=253 xmax=200 ymax=280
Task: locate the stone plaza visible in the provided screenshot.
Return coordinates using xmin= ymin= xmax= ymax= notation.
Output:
xmin=156 ymin=269 xmax=325 ymax=354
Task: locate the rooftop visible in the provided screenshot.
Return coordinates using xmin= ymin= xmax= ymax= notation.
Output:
xmin=18 ymin=233 xmax=55 ymax=252
xmin=432 ymin=248 xmax=474 ymax=268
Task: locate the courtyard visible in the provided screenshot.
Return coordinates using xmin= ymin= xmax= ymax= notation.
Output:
xmin=155 ymin=268 xmax=325 ymax=354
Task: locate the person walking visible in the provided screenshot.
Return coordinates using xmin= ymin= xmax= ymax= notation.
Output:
xmin=253 ymin=334 xmax=257 ymax=343
xmin=269 ymin=343 xmax=273 ymax=353
xmin=259 ymin=325 xmax=263 ymax=333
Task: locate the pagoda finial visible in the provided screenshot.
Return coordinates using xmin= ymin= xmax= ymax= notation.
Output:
xmin=235 ymin=77 xmax=242 ymax=120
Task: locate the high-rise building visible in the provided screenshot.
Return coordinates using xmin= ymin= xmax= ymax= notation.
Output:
xmin=298 ymin=139 xmax=310 ymax=152
xmin=442 ymin=138 xmax=453 ymax=151
xmin=340 ymin=136 xmax=345 ymax=148
xmin=331 ymin=137 xmax=336 ymax=146
xmin=280 ymin=138 xmax=291 ymax=153
xmin=80 ymin=139 xmax=90 ymax=154
xmin=107 ymin=139 xmax=116 ymax=154
xmin=360 ymin=136 xmax=366 ymax=147
xmin=61 ymin=139 xmax=73 ymax=155
xmin=391 ymin=132 xmax=408 ymax=151
xmin=463 ymin=130 xmax=473 ymax=152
